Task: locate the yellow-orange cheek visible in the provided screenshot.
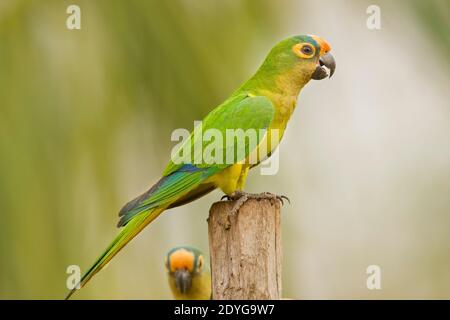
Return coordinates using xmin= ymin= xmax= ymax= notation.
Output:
xmin=169 ymin=249 xmax=195 ymax=273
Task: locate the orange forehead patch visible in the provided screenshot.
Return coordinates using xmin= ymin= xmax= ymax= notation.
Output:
xmin=169 ymin=249 xmax=195 ymax=273
xmin=310 ymin=35 xmax=331 ymax=56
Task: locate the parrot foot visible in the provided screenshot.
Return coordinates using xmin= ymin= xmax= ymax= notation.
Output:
xmin=222 ymin=191 xmax=290 ymax=229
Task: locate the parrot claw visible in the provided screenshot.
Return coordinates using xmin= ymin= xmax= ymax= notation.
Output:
xmin=278 ymin=195 xmax=291 ymax=206
xmin=254 ymin=192 xmax=290 ymax=206
xmin=222 ymin=191 xmax=290 ymax=229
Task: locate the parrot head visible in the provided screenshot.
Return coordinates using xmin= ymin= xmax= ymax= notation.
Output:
xmin=165 ymin=246 xmax=205 ymax=294
xmin=304 ymin=35 xmax=335 ymax=80
xmin=253 ymin=34 xmax=335 ymax=92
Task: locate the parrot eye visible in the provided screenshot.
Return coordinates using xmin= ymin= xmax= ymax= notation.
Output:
xmin=301 ymin=45 xmax=313 ymax=55
xmin=197 ymin=256 xmax=204 ymax=270
xmin=293 ymin=43 xmax=316 ymax=59
xmin=165 ymin=257 xmax=169 ymax=270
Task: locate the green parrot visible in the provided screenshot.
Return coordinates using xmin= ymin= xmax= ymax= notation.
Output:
xmin=165 ymin=246 xmax=211 ymax=300
xmin=66 ymin=34 xmax=335 ymax=299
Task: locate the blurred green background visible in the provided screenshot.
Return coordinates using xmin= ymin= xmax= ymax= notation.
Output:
xmin=0 ymin=0 xmax=449 ymax=299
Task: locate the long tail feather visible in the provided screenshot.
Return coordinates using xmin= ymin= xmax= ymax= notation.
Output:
xmin=65 ymin=207 xmax=165 ymax=299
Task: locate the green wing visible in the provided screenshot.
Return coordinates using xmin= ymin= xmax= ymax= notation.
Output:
xmin=65 ymin=93 xmax=275 ymax=299
xmin=164 ymin=93 xmax=275 ymax=174
xmin=119 ymin=93 xmax=275 ymax=226
xmin=117 ymin=165 xmax=219 ymax=226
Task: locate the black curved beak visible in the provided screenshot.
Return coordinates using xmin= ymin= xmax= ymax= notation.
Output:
xmin=311 ymin=52 xmax=336 ymax=80
xmin=174 ymin=269 xmax=192 ymax=294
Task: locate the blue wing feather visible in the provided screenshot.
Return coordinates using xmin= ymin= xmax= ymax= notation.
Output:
xmin=117 ymin=164 xmax=218 ymax=226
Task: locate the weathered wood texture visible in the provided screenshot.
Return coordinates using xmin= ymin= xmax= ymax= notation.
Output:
xmin=208 ymin=198 xmax=282 ymax=300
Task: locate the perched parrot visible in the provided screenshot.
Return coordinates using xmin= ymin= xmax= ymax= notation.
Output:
xmin=66 ymin=34 xmax=335 ymax=298
xmin=165 ymin=246 xmax=211 ymax=300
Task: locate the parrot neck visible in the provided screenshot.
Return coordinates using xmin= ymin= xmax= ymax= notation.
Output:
xmin=239 ymin=64 xmax=313 ymax=136
xmin=245 ymin=63 xmax=310 ymax=100
xmin=235 ymin=63 xmax=314 ymax=136
xmin=243 ymin=65 xmax=310 ymax=119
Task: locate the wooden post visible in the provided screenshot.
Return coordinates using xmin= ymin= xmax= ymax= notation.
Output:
xmin=207 ymin=198 xmax=282 ymax=300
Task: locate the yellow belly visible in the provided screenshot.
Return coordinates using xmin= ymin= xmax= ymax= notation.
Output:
xmin=204 ymin=92 xmax=296 ymax=195
xmin=204 ymin=117 xmax=287 ymax=195
xmin=204 ymin=164 xmax=248 ymax=195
